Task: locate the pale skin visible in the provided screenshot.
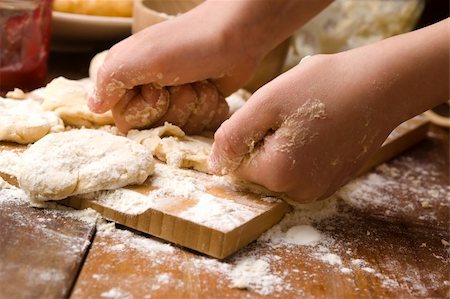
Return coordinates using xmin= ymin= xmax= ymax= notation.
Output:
xmin=89 ymin=0 xmax=449 ymax=203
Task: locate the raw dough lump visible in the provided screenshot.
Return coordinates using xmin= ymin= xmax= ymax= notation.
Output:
xmin=19 ymin=129 xmax=155 ymax=201
xmin=42 ymin=77 xmax=114 ymax=127
xmin=0 ymin=97 xmax=64 ymax=144
xmin=128 ymin=123 xmax=213 ymax=173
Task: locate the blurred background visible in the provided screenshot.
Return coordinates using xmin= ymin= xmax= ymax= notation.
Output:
xmin=48 ymin=0 xmax=449 ymax=91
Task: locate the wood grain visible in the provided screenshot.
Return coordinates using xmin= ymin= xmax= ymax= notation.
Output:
xmin=0 ymin=200 xmax=96 ymax=299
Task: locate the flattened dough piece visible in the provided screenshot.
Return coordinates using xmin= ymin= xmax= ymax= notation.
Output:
xmin=128 ymin=123 xmax=213 ymax=173
xmin=42 ymin=77 xmax=114 ymax=127
xmin=19 ymin=129 xmax=155 ymax=201
xmin=0 ymin=97 xmax=64 ymax=144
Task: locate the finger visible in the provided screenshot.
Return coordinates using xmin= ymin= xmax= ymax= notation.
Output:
xmin=88 ymin=62 xmax=127 ymax=114
xmin=235 ymin=133 xmax=293 ymax=193
xmin=154 ymin=84 xmax=196 ymax=128
xmin=112 ymin=84 xmax=169 ymax=133
xmin=234 ymin=132 xmax=321 ymax=203
xmin=205 ymin=95 xmax=229 ymax=131
xmin=182 ymin=81 xmax=219 ymax=135
xmin=211 ymin=74 xmax=249 ymax=97
xmin=88 ymin=22 xmax=230 ymax=113
xmin=208 ymin=88 xmax=281 ymax=175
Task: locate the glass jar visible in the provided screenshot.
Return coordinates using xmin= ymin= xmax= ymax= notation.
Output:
xmin=0 ymin=0 xmax=53 ymax=93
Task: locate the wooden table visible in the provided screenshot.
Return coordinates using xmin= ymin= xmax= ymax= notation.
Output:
xmin=0 ymin=50 xmax=448 ymax=298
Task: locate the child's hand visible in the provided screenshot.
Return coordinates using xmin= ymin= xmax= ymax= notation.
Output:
xmin=209 ymin=54 xmax=395 ymax=203
xmin=88 ymin=6 xmax=261 ymax=133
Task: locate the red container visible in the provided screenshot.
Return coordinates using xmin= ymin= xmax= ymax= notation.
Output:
xmin=0 ymin=0 xmax=53 ymax=93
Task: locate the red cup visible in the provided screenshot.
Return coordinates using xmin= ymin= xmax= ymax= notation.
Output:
xmin=0 ymin=0 xmax=53 ymax=93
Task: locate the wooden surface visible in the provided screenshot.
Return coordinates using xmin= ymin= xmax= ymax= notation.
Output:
xmin=0 ymin=115 xmax=426 ymax=260
xmin=61 ymin=175 xmax=291 ymax=259
xmin=70 ymin=127 xmax=449 ymax=299
xmin=0 ymin=194 xmax=96 ymax=299
xmin=1 ymin=45 xmax=448 ymax=298
xmin=1 ymin=128 xmax=448 ymax=298
xmin=0 ymin=116 xmax=429 ymax=261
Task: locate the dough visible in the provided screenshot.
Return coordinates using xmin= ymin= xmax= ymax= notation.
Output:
xmin=128 ymin=123 xmax=213 ymax=173
xmin=18 ymin=129 xmax=155 ymax=201
xmin=41 ymin=77 xmax=114 ymax=127
xmin=0 ymin=97 xmax=64 ymax=144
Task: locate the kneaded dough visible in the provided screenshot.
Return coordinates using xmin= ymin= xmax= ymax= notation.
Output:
xmin=18 ymin=129 xmax=155 ymax=201
xmin=128 ymin=123 xmax=213 ymax=173
xmin=42 ymin=77 xmax=114 ymax=127
xmin=0 ymin=97 xmax=64 ymax=144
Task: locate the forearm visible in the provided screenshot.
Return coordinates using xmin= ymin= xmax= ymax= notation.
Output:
xmin=189 ymin=0 xmax=333 ymax=61
xmin=344 ymin=19 xmax=449 ymax=128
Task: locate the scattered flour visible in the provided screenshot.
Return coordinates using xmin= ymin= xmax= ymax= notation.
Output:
xmin=155 ymin=273 xmax=171 ymax=284
xmin=89 ymin=163 xmax=274 ymax=232
xmin=229 ymin=256 xmax=285 ymax=295
xmin=100 ymin=287 xmax=132 ymax=299
xmin=96 ymin=221 xmax=174 ymax=255
xmin=278 ymin=225 xmax=322 ymax=246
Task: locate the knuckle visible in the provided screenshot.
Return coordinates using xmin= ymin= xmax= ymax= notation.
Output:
xmin=213 ymin=124 xmax=239 ymax=157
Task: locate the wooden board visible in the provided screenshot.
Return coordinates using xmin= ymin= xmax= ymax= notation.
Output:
xmin=61 ymin=176 xmax=291 ymax=259
xmin=0 ymin=191 xmax=96 ymax=299
xmin=70 ymin=126 xmax=449 ymax=298
xmin=0 ymin=116 xmax=429 ymax=260
xmin=62 ymin=115 xmax=430 ymax=259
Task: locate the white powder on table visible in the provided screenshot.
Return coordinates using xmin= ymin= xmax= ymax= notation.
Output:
xmin=155 ymin=273 xmax=171 ymax=284
xmin=90 ymin=163 xmax=273 ymax=232
xmin=100 ymin=287 xmax=132 ymax=299
xmin=96 ymin=221 xmax=174 ymax=255
xmin=229 ymin=256 xmax=285 ymax=295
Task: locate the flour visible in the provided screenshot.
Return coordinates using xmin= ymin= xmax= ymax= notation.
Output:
xmin=229 ymin=256 xmax=286 ymax=294
xmin=155 ymin=273 xmax=171 ymax=284
xmin=337 ymin=155 xmax=450 ymax=229
xmin=90 ymin=163 xmax=274 ymax=232
xmin=260 ymin=196 xmax=337 ymax=245
xmin=271 ymin=99 xmax=326 ymax=153
xmin=96 ymin=221 xmax=174 ymax=255
xmin=283 ymin=225 xmax=323 ymax=245
xmin=100 ymin=288 xmax=132 ymax=299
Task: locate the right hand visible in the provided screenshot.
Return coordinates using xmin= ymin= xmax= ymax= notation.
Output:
xmin=88 ymin=5 xmax=262 ymax=133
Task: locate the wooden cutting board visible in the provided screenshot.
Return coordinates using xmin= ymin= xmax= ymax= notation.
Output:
xmin=0 ymin=116 xmax=429 ymax=259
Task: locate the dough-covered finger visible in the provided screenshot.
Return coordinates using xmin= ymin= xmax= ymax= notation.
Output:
xmin=208 ymin=88 xmax=280 ymax=175
xmin=182 ymin=81 xmax=219 ymax=134
xmin=112 ymin=84 xmax=169 ymax=132
xmin=155 ymin=84 xmax=196 ymax=128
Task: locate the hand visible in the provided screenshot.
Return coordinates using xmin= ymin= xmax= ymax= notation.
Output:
xmin=209 ymin=54 xmax=396 ymax=203
xmin=88 ymin=5 xmax=261 ymax=133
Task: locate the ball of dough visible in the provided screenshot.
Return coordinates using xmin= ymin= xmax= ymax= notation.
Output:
xmin=19 ymin=129 xmax=155 ymax=201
